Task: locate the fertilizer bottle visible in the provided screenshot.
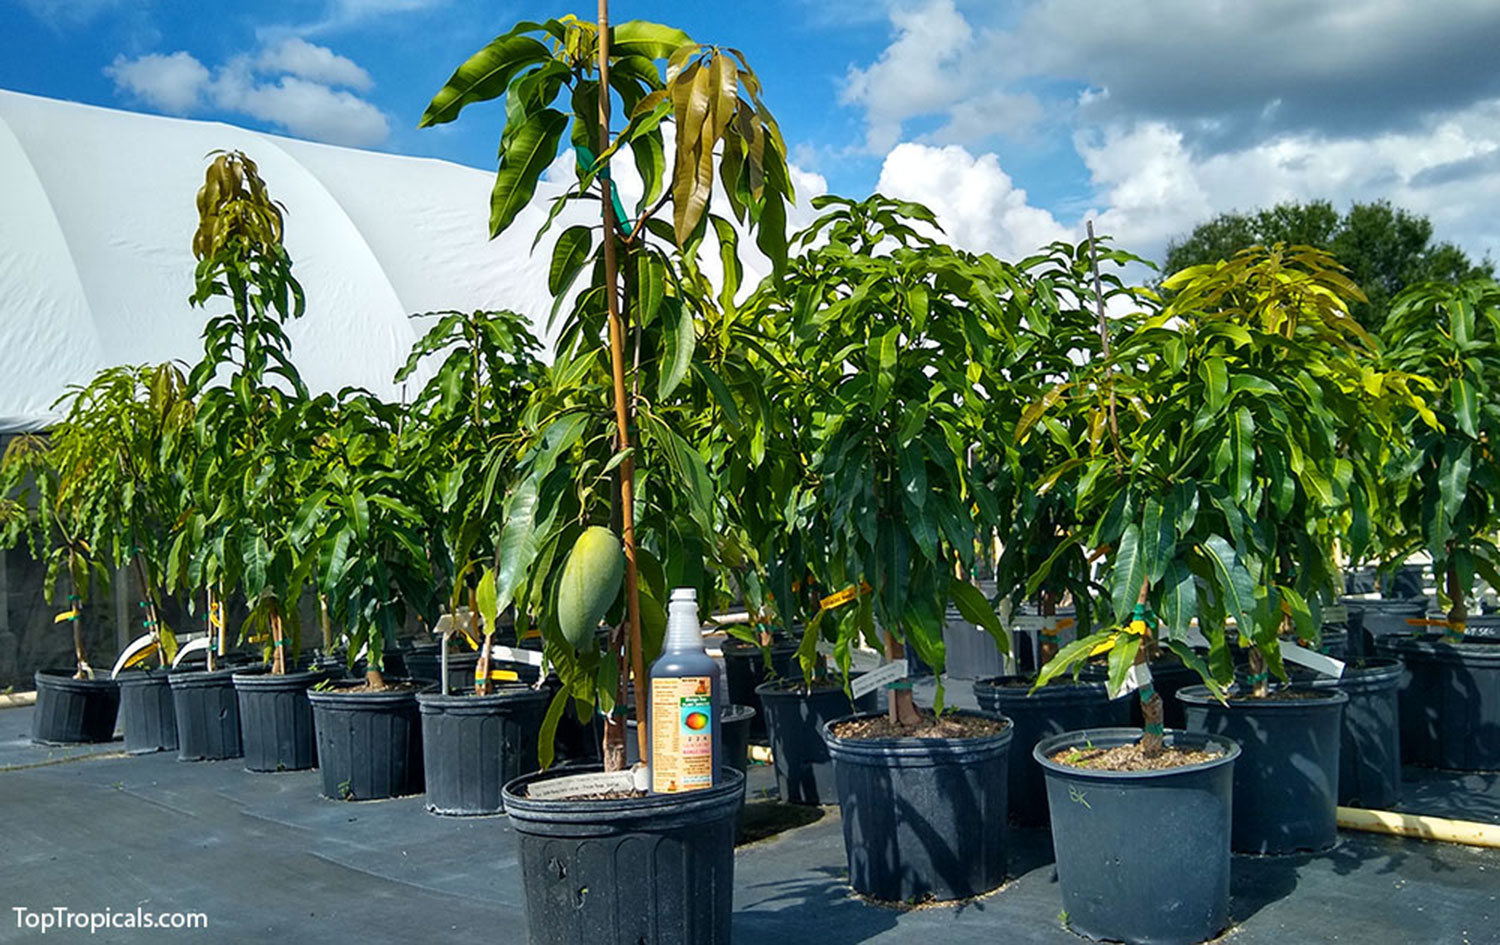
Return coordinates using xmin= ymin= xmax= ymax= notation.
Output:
xmin=649 ymin=587 xmax=722 ymax=792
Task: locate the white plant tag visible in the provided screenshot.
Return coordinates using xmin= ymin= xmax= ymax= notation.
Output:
xmin=487 ymin=644 xmax=545 ymax=667
xmin=1280 ymin=640 xmax=1345 ymax=679
xmin=524 ymin=767 xmax=649 ymax=800
xmin=1322 ymin=605 xmax=1349 ymax=624
xmin=1109 ymin=662 xmax=1153 ymax=700
xmin=851 ymin=660 xmax=907 ymax=699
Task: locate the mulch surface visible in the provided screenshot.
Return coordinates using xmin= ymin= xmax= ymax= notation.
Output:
xmin=830 ymin=710 xmax=1009 ymax=740
xmin=1048 ymin=741 xmax=1226 ymax=772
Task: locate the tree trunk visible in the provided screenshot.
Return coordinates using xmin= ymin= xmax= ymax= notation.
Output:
xmin=1133 ymin=580 xmax=1164 ymax=758
xmin=1447 ymin=561 xmax=1467 ymax=641
xmin=883 ymin=632 xmax=921 ymax=728
xmin=270 ymin=605 xmax=286 ymax=675
xmin=1038 ymin=590 xmax=1058 ymax=664
xmin=1246 ymin=645 xmax=1269 ymax=699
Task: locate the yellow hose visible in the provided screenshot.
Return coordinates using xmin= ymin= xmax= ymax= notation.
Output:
xmin=1337 ymin=806 xmax=1500 ymax=849
xmin=0 ymin=691 xmax=37 ymax=709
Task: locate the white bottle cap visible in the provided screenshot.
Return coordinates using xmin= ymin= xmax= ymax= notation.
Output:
xmin=666 ymin=587 xmax=701 ymax=650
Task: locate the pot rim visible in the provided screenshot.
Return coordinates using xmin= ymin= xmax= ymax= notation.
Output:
xmin=821 ymin=709 xmax=1013 ymax=761
xmin=1033 ymin=726 xmax=1241 ymax=780
xmin=502 ymin=764 xmax=745 ymax=824
xmin=1177 ymin=683 xmax=1349 ymax=709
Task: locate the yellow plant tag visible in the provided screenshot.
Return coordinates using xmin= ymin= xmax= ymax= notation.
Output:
xmin=1124 ymin=619 xmax=1150 ymax=636
xmin=819 ymin=581 xmax=871 ymax=611
xmin=474 ymin=668 xmax=520 ymax=682
xmin=54 ymin=609 xmax=80 ymax=624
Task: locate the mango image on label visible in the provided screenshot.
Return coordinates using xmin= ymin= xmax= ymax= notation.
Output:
xmin=684 ymin=711 xmax=709 ymax=731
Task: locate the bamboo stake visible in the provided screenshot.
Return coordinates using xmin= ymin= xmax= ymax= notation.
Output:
xmin=597 ymin=0 xmax=649 ymax=769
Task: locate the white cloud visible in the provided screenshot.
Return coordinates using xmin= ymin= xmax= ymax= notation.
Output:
xmin=254 ymin=38 xmax=373 ymax=92
xmin=105 ymin=41 xmax=389 ymax=148
xmin=104 ymin=52 xmax=211 ymax=114
xmin=874 ymin=143 xmax=1071 ymax=259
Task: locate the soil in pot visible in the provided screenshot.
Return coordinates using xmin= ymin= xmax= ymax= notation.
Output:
xmin=308 ymin=681 xmax=424 ymax=800
xmin=974 ymin=674 xmax=1128 ymax=827
xmin=503 ymin=766 xmax=745 ymax=945
xmin=31 ymin=669 xmax=120 ymax=745
xmin=169 ymin=667 xmax=243 ymax=761
xmin=233 ymin=668 xmax=324 ymax=772
xmin=418 ymin=685 xmax=549 ymax=816
xmin=1179 ymin=684 xmax=1347 ymax=854
xmin=755 ymin=677 xmax=877 ymax=805
xmin=1036 ymin=727 xmax=1239 ymax=945
xmin=823 ymin=709 xmax=1013 ymax=903
xmin=117 ymin=669 xmax=177 ymax=754
xmin=1292 ymin=658 xmax=1404 ymax=807
xmin=1379 ymin=634 xmax=1500 ymax=771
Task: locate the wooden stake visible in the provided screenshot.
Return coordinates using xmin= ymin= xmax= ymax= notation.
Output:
xmin=597 ymin=0 xmax=649 ymax=770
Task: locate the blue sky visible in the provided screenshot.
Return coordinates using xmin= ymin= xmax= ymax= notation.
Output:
xmin=5 ymin=0 xmax=1500 ymax=268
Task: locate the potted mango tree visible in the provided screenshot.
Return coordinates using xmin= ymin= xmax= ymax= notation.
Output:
xmin=1028 ymin=243 xmax=1427 ymax=943
xmin=397 ymin=307 xmax=553 ymax=815
xmin=769 ymin=194 xmax=1015 ymax=903
xmin=423 ymin=11 xmax=790 ymax=942
xmin=0 ymin=431 xmax=119 ymax=745
xmin=177 ymin=150 xmax=322 ymax=767
xmin=297 ymin=389 xmax=441 ymax=799
xmin=971 ymin=236 xmax=1139 ymax=828
xmin=57 ymin=363 xmax=195 ymax=754
xmin=1377 ymin=277 xmax=1500 ymax=771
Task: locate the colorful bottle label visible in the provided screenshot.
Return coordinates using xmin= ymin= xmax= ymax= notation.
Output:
xmin=651 ymin=675 xmax=714 ymax=793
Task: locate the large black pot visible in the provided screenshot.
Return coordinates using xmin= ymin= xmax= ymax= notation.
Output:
xmin=1344 ymin=596 xmax=1428 ymax=656
xmin=169 ymin=667 xmax=242 ymax=761
xmin=417 ymin=685 xmax=549 ymax=815
xmin=822 ymin=710 xmax=1013 ymax=902
xmin=404 ymin=644 xmax=483 ymax=692
xmin=117 ymin=669 xmax=177 ymax=754
xmin=1379 ymin=634 xmax=1500 ymax=771
xmin=973 ymin=675 xmax=1129 ymax=826
xmin=755 ymin=678 xmax=877 ymax=805
xmin=1036 ymin=728 xmax=1239 ymax=945
xmin=1293 ymin=658 xmax=1403 ymax=808
xmin=308 ymin=683 xmax=424 ymax=800
xmin=503 ymin=766 xmax=745 ymax=945
xmin=233 ymin=669 xmax=323 ymax=772
xmin=31 ymin=669 xmax=120 ymax=745
xmin=721 ymin=637 xmax=799 ymax=739
xmin=1179 ymin=685 xmax=1346 ymax=854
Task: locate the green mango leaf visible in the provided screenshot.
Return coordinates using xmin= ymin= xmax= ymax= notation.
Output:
xmin=420 ymin=34 xmax=552 ymax=128
xmin=548 ymin=225 xmax=592 ymax=297
xmin=950 ymin=580 xmax=1008 ymax=653
xmin=1106 ymin=632 xmax=1141 ymax=698
xmin=490 ymin=108 xmax=568 ymax=238
xmin=1111 ymin=522 xmax=1147 ymax=622
xmin=1453 ymin=377 xmax=1478 ymax=438
xmin=1157 ymin=560 xmax=1198 ymax=642
xmin=475 ymin=566 xmax=498 ymax=632
xmin=656 ymin=298 xmax=696 ymax=400
xmin=1201 ymin=535 xmax=1256 ymax=640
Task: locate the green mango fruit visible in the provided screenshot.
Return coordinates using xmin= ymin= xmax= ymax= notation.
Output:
xmin=557 ymin=526 xmax=624 ymax=650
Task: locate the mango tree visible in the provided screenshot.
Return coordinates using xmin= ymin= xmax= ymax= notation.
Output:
xmin=764 ymin=195 xmax=1012 ymax=724
xmin=180 ymin=150 xmax=311 ymax=674
xmin=422 ymin=12 xmax=793 ymax=768
xmin=1030 ymin=245 xmax=1431 ymax=753
xmin=395 ymin=309 xmax=542 ymax=690
xmin=1380 ymin=278 xmax=1500 ymax=638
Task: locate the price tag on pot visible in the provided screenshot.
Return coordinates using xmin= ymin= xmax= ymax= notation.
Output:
xmin=524 ymin=767 xmax=650 ymax=800
xmin=851 ymin=660 xmax=907 ymax=699
xmin=1279 ymin=641 xmax=1345 ymax=679
xmin=1109 ymin=662 xmax=1153 ymax=700
xmin=486 ymin=644 xmax=545 ymax=667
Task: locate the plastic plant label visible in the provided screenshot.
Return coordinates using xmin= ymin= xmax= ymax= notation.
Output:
xmin=1012 ymin=616 xmax=1076 ymax=634
xmin=1109 ymin=662 xmax=1153 ymax=700
xmin=651 ymin=676 xmax=715 ymax=793
xmin=473 ymin=667 xmax=520 ymax=682
xmin=1322 ymin=605 xmax=1348 ymax=624
xmin=1279 ymin=640 xmax=1345 ymax=679
xmin=486 ymin=644 xmax=545 ymax=667
xmin=525 ymin=767 xmax=649 ymax=800
xmin=851 ymin=660 xmax=907 ymax=699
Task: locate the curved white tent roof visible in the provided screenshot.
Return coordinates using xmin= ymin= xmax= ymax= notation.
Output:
xmin=0 ymin=89 xmax=566 ymax=432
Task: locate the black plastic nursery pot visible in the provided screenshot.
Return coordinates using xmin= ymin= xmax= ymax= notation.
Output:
xmin=233 ymin=668 xmax=323 ymax=772
xmin=822 ymin=710 xmax=1013 ymax=903
xmin=1036 ymin=727 xmax=1239 ymax=945
xmin=1293 ymin=658 xmax=1404 ymax=808
xmin=1179 ymin=684 xmax=1346 ymax=854
xmin=1380 ymin=634 xmax=1500 ymax=771
xmin=117 ymin=669 xmax=177 ymax=754
xmin=973 ymin=675 xmax=1129 ymax=826
xmin=502 ymin=766 xmax=745 ymax=945
xmin=721 ymin=637 xmax=799 ymax=739
xmin=308 ymin=682 xmax=423 ymax=800
xmin=31 ymin=669 xmax=120 ymax=745
xmin=1344 ymin=596 xmax=1427 ymax=656
xmin=417 ymin=685 xmax=549 ymax=815
xmin=169 ymin=667 xmax=243 ymax=761
xmin=755 ymin=678 xmax=877 ymax=805
xmin=404 ymin=645 xmax=484 ymax=692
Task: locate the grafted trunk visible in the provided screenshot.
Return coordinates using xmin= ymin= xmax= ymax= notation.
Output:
xmin=884 ymin=632 xmax=921 ymax=728
xmin=1447 ymin=562 xmax=1468 ymax=641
